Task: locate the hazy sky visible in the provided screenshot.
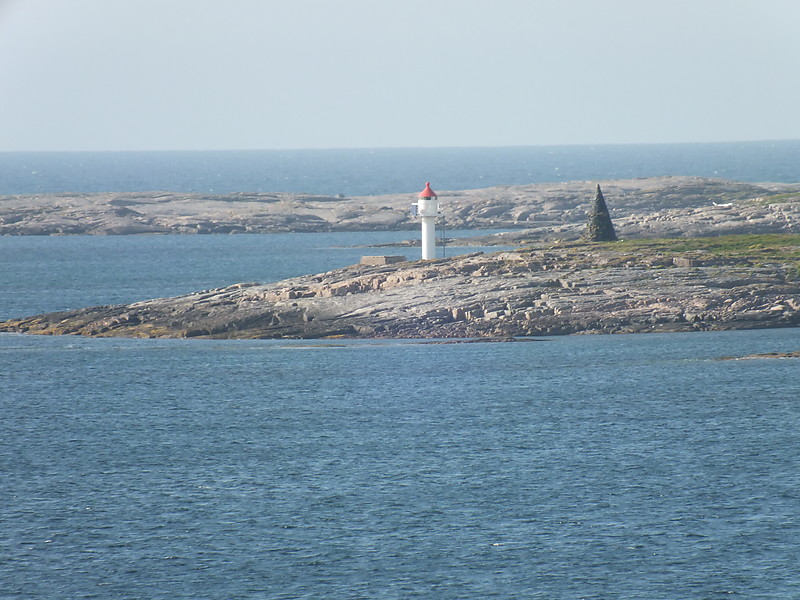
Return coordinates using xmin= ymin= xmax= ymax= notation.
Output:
xmin=1 ymin=0 xmax=799 ymax=151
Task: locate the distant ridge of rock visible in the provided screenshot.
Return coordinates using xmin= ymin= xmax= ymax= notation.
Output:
xmin=2 ymin=176 xmax=799 ymax=240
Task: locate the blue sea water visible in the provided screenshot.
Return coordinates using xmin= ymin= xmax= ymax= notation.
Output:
xmin=1 ymin=140 xmax=799 ymax=196
xmin=2 ymin=145 xmax=800 ymax=598
xmin=3 ymin=328 xmax=800 ymax=599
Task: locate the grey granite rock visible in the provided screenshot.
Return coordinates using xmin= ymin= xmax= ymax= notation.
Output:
xmin=3 ymin=237 xmax=799 ymax=339
xmin=2 ymin=177 xmax=799 ymax=240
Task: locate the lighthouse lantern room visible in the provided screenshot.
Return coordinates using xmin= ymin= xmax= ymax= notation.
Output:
xmin=413 ymin=181 xmax=439 ymax=260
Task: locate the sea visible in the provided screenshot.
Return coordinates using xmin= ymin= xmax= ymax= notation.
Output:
xmin=2 ymin=142 xmax=800 ymax=599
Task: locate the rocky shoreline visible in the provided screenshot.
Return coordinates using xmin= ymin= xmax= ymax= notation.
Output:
xmin=721 ymin=350 xmax=800 ymax=360
xmin=3 ymin=235 xmax=799 ymax=340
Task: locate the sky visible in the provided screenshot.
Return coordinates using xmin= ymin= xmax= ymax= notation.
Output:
xmin=1 ymin=0 xmax=799 ymax=152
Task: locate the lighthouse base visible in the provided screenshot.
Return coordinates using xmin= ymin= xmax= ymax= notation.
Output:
xmin=421 ymin=217 xmax=436 ymax=260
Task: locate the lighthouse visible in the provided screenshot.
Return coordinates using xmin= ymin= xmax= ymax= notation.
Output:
xmin=413 ymin=181 xmax=439 ymax=260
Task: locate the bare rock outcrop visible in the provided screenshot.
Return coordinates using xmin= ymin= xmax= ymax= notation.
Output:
xmin=3 ymin=235 xmax=799 ymax=340
xmin=2 ymin=177 xmax=799 ymax=240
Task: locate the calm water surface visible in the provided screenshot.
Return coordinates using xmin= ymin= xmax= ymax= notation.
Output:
xmin=2 ymin=141 xmax=798 ymax=196
xmin=2 ymin=217 xmax=800 ymax=598
xmin=2 ymin=329 xmax=800 ymax=599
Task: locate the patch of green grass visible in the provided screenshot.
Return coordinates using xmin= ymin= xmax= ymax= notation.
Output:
xmin=522 ymin=234 xmax=800 ymax=269
xmin=579 ymin=234 xmax=800 ymax=276
xmin=756 ymin=192 xmax=800 ymax=204
xmin=596 ymin=233 xmax=800 ymax=257
xmin=519 ymin=234 xmax=800 ymax=280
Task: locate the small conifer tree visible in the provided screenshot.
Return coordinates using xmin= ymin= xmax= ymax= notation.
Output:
xmin=584 ymin=184 xmax=617 ymax=242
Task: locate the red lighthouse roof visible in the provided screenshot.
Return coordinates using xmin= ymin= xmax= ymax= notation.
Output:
xmin=418 ymin=181 xmax=437 ymax=198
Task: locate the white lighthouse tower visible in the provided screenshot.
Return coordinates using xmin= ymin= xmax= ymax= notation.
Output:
xmin=414 ymin=181 xmax=439 ymax=260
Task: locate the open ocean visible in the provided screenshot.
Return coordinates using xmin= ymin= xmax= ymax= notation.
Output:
xmin=2 ymin=143 xmax=800 ymax=599
xmin=1 ymin=140 xmax=800 ymax=196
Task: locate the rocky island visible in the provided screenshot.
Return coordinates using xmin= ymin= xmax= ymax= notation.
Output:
xmin=2 ymin=234 xmax=798 ymax=339
xmin=1 ymin=177 xmax=798 ymax=340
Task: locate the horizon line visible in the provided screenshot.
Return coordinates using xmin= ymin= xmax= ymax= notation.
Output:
xmin=1 ymin=138 xmax=799 ymax=154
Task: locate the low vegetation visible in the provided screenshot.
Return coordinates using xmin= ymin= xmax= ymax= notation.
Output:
xmin=757 ymin=192 xmax=800 ymax=204
xmin=601 ymin=232 xmax=798 ymax=254
xmin=517 ymin=233 xmax=800 ymax=277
